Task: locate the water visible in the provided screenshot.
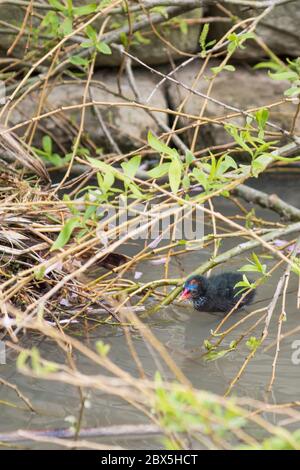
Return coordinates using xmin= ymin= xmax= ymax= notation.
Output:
xmin=0 ymin=173 xmax=300 ymax=449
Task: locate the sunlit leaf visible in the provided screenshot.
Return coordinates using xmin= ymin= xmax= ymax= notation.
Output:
xmin=51 ymin=217 xmax=81 ymax=251
xmin=121 ymin=155 xmax=141 ymax=179
xmin=74 ymin=4 xmax=97 ymax=16
xmin=168 ymin=158 xmax=182 ymax=194
xmin=147 ymin=163 xmax=170 ymax=178
xmin=60 ymin=17 xmax=73 ymax=36
xmin=148 ymin=131 xmax=178 ymax=159
xmin=96 ymin=41 xmax=112 ymax=55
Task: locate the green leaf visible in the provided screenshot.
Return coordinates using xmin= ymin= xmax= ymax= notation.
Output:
xmin=255 ymin=108 xmax=269 ymax=129
xmin=60 ymin=17 xmax=73 ymax=36
xmin=69 ymin=55 xmax=89 ymax=67
xmin=148 ymin=131 xmax=178 ymax=159
xmin=42 ymin=135 xmax=52 ymax=155
xmin=96 ymin=41 xmax=112 ymax=55
xmin=150 ymin=6 xmax=168 ymax=19
xmin=101 ymin=171 xmax=115 ymax=192
xmin=199 ymin=23 xmax=209 ymax=50
xmin=204 ymin=347 xmax=234 ymax=362
xmin=85 ymin=25 xmax=97 ymax=41
xmin=120 ymin=32 xmax=128 ymax=47
xmin=234 ymin=275 xmax=253 ymax=295
xmin=96 ymin=0 xmax=115 ymax=11
xmin=239 ymin=264 xmax=259 ymax=272
xmin=224 ymin=64 xmax=235 ymax=71
xmin=192 ymin=168 xmax=208 ymax=190
xmin=87 ymin=156 xmax=114 ymax=173
xmin=253 ymin=61 xmax=281 ymax=71
xmin=227 ymin=32 xmax=238 ymax=41
xmin=83 ymin=204 xmax=97 ymax=223
xmin=216 ymin=154 xmax=237 ymax=176
xmin=225 ymin=125 xmax=253 ymax=155
xmin=147 ymin=163 xmax=170 ymax=178
xmin=269 ymin=70 xmax=298 ymax=81
xmin=48 ymin=153 xmax=63 ymax=166
xmin=48 ymin=0 xmax=66 ymax=11
xmin=41 ymin=11 xmax=59 ymax=33
xmin=96 ymin=340 xmax=110 ymax=357
xmin=73 ymin=4 xmax=97 ymax=16
xmin=284 ymin=86 xmax=300 ymax=97
xmin=246 ymin=336 xmax=261 ymax=351
xmin=150 ymin=5 xmax=168 ymax=18
xmin=211 ymin=64 xmax=235 ymax=74
xmin=224 ymin=155 xmax=238 ymax=169
xmin=179 ymin=20 xmax=188 ymax=35
xmin=273 ymin=154 xmax=300 ymax=162
xmin=121 ymin=155 xmax=141 ymax=179
xmin=34 ymin=265 xmax=46 ymax=281
xmin=182 ymin=175 xmax=190 ymax=190
xmin=252 ymin=252 xmax=262 ymax=269
xmin=87 ymin=156 xmax=125 ymax=182
xmin=236 ymin=274 xmax=251 ymax=286
xmin=291 ymin=259 xmax=300 ymax=276
xmin=168 ymin=158 xmax=182 ymax=194
xmin=240 ymin=32 xmax=255 ymax=41
xmin=66 ymin=0 xmax=73 ymax=15
xmin=208 ymin=154 xmax=217 ymax=181
xmin=227 ymin=42 xmax=237 ymax=53
xmin=211 ymin=66 xmax=222 ymax=75
xmin=128 ymin=183 xmax=144 ymax=199
xmin=51 ymin=217 xmax=81 ymax=251
xmin=251 ymin=154 xmax=272 ymax=177
xmin=185 ymin=150 xmax=195 ymax=165
xmin=204 ymin=339 xmax=213 ymax=351
xmin=80 ymin=40 xmax=94 ymax=48
xmin=134 ymin=31 xmax=151 ymax=45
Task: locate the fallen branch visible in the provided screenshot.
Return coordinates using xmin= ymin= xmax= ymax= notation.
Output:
xmin=234 ymin=184 xmax=300 ymax=222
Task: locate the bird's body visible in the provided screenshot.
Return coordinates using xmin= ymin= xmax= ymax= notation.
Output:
xmin=180 ymin=272 xmax=255 ymax=313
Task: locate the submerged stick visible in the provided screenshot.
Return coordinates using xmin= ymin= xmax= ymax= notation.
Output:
xmin=0 ymin=423 xmax=164 ymax=443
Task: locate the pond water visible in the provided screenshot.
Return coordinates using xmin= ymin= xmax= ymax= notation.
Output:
xmin=0 ymin=172 xmax=300 ymax=449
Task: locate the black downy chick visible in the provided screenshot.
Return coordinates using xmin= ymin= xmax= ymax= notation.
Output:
xmin=180 ymin=272 xmax=255 ymax=313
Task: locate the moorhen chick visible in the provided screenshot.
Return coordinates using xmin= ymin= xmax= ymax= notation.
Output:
xmin=180 ymin=272 xmax=255 ymax=313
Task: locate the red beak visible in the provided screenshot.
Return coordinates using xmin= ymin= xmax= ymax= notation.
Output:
xmin=180 ymin=288 xmax=191 ymax=300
